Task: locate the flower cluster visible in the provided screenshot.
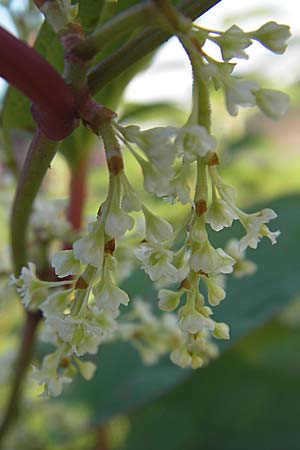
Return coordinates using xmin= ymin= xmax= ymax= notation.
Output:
xmin=11 ymin=13 xmax=289 ymax=396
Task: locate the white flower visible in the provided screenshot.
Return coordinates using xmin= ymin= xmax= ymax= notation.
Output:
xmin=93 ymin=269 xmax=129 ymax=313
xmin=120 ymin=173 xmax=141 ymax=212
xmin=52 ymin=250 xmax=81 ymax=278
xmin=11 ymin=262 xmax=65 ymax=310
xmin=206 ymin=197 xmax=237 ymax=231
xmin=32 ymin=351 xmax=72 ymax=397
xmin=105 ymin=176 xmax=134 ymax=239
xmin=251 ymin=21 xmax=291 ymax=54
xmin=175 ymin=125 xmax=217 ymax=162
xmin=134 ymin=242 xmax=179 ymax=284
xmin=253 ymin=88 xmax=289 ymax=119
xmin=158 ymin=289 xmax=182 ymax=311
xmin=204 ymin=276 xmax=226 ymax=306
xmin=189 ymin=241 xmax=235 ymax=275
xmin=238 ymin=208 xmax=280 ymax=250
xmin=73 ymin=220 xmax=104 ymax=268
xmin=180 ymin=309 xmax=214 ymax=334
xmin=142 ymin=206 xmax=173 ymax=243
xmin=223 ymin=77 xmax=259 ymax=116
xmin=211 ymin=25 xmax=252 ymax=61
xmin=122 ymin=125 xmax=178 ymax=168
xmin=167 ymin=164 xmax=192 ymax=205
xmin=139 ymin=159 xmax=174 ymax=197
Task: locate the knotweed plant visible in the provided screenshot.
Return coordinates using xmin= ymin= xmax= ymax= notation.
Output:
xmin=0 ymin=0 xmax=290 ymax=437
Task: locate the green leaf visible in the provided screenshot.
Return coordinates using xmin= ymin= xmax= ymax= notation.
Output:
xmin=123 ymin=337 xmax=300 ymax=450
xmin=59 ymin=194 xmax=300 ymax=425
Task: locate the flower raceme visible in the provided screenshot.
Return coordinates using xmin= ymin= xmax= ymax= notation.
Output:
xmin=10 ymin=15 xmax=289 ymax=397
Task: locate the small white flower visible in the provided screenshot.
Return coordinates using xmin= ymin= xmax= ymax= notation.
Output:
xmin=251 ymin=21 xmax=291 ymax=54
xmin=73 ymin=220 xmax=104 ymax=268
xmin=139 ymin=158 xmax=174 ymax=197
xmin=93 ymin=269 xmax=129 ymax=313
xmin=122 ymin=125 xmax=178 ymax=168
xmin=223 ymin=77 xmax=259 ymax=116
xmin=204 ymin=276 xmax=226 ymax=306
xmin=206 ymin=197 xmax=237 ymax=231
xmin=211 ymin=25 xmax=252 ymax=61
xmin=134 ymin=242 xmax=179 ymax=284
xmin=168 ymin=164 xmax=192 ymax=205
xmin=238 ymin=208 xmax=280 ymax=250
xmin=175 ymin=125 xmax=217 ymax=162
xmin=52 ymin=250 xmax=81 ymax=278
xmin=189 ymin=241 xmax=235 ymax=275
xmin=120 ymin=173 xmax=141 ymax=212
xmin=253 ymin=88 xmax=289 ymax=119
xmin=32 ymin=351 xmax=72 ymax=397
xmin=142 ymin=206 xmax=173 ymax=243
xmin=105 ymin=176 xmax=134 ymax=239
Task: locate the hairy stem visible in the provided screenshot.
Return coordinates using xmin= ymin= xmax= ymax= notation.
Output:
xmin=73 ymin=1 xmax=156 ymax=60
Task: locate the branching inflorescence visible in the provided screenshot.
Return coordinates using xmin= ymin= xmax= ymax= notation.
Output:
xmin=10 ymin=0 xmax=291 ymax=397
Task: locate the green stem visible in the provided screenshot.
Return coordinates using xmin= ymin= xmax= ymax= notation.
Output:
xmin=10 ymin=130 xmax=58 ymax=275
xmin=73 ymin=1 xmax=156 ymax=61
xmin=87 ymin=0 xmax=221 ymax=95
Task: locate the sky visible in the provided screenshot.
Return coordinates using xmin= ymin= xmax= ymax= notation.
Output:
xmin=0 ymin=0 xmax=299 ymax=104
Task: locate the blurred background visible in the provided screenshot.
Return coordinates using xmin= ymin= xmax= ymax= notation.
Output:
xmin=0 ymin=0 xmax=300 ymax=449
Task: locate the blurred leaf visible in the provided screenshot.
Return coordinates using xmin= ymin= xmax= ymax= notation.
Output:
xmin=119 ymin=102 xmax=184 ymax=124
xmin=59 ymin=194 xmax=300 ymax=425
xmin=123 ymin=338 xmax=300 ymax=450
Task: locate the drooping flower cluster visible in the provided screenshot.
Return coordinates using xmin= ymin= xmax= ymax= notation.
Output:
xmin=11 ymin=11 xmax=289 ymax=396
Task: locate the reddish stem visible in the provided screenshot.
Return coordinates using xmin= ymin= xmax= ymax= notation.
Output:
xmin=0 ymin=25 xmax=77 ymax=140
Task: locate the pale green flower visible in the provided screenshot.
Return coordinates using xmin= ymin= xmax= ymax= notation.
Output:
xmin=213 ymin=322 xmax=230 ymax=339
xmin=254 ymin=88 xmax=289 ymax=119
xmin=170 ymin=345 xmax=192 ymax=368
xmin=75 ymin=358 xmax=96 ymax=380
xmin=251 ymin=21 xmax=291 ymax=54
xmin=158 ymin=289 xmax=182 ymax=312
xmin=52 ymin=250 xmax=81 ymax=278
xmin=211 ymin=25 xmax=252 ymax=61
xmin=175 ymin=125 xmax=216 ymax=162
